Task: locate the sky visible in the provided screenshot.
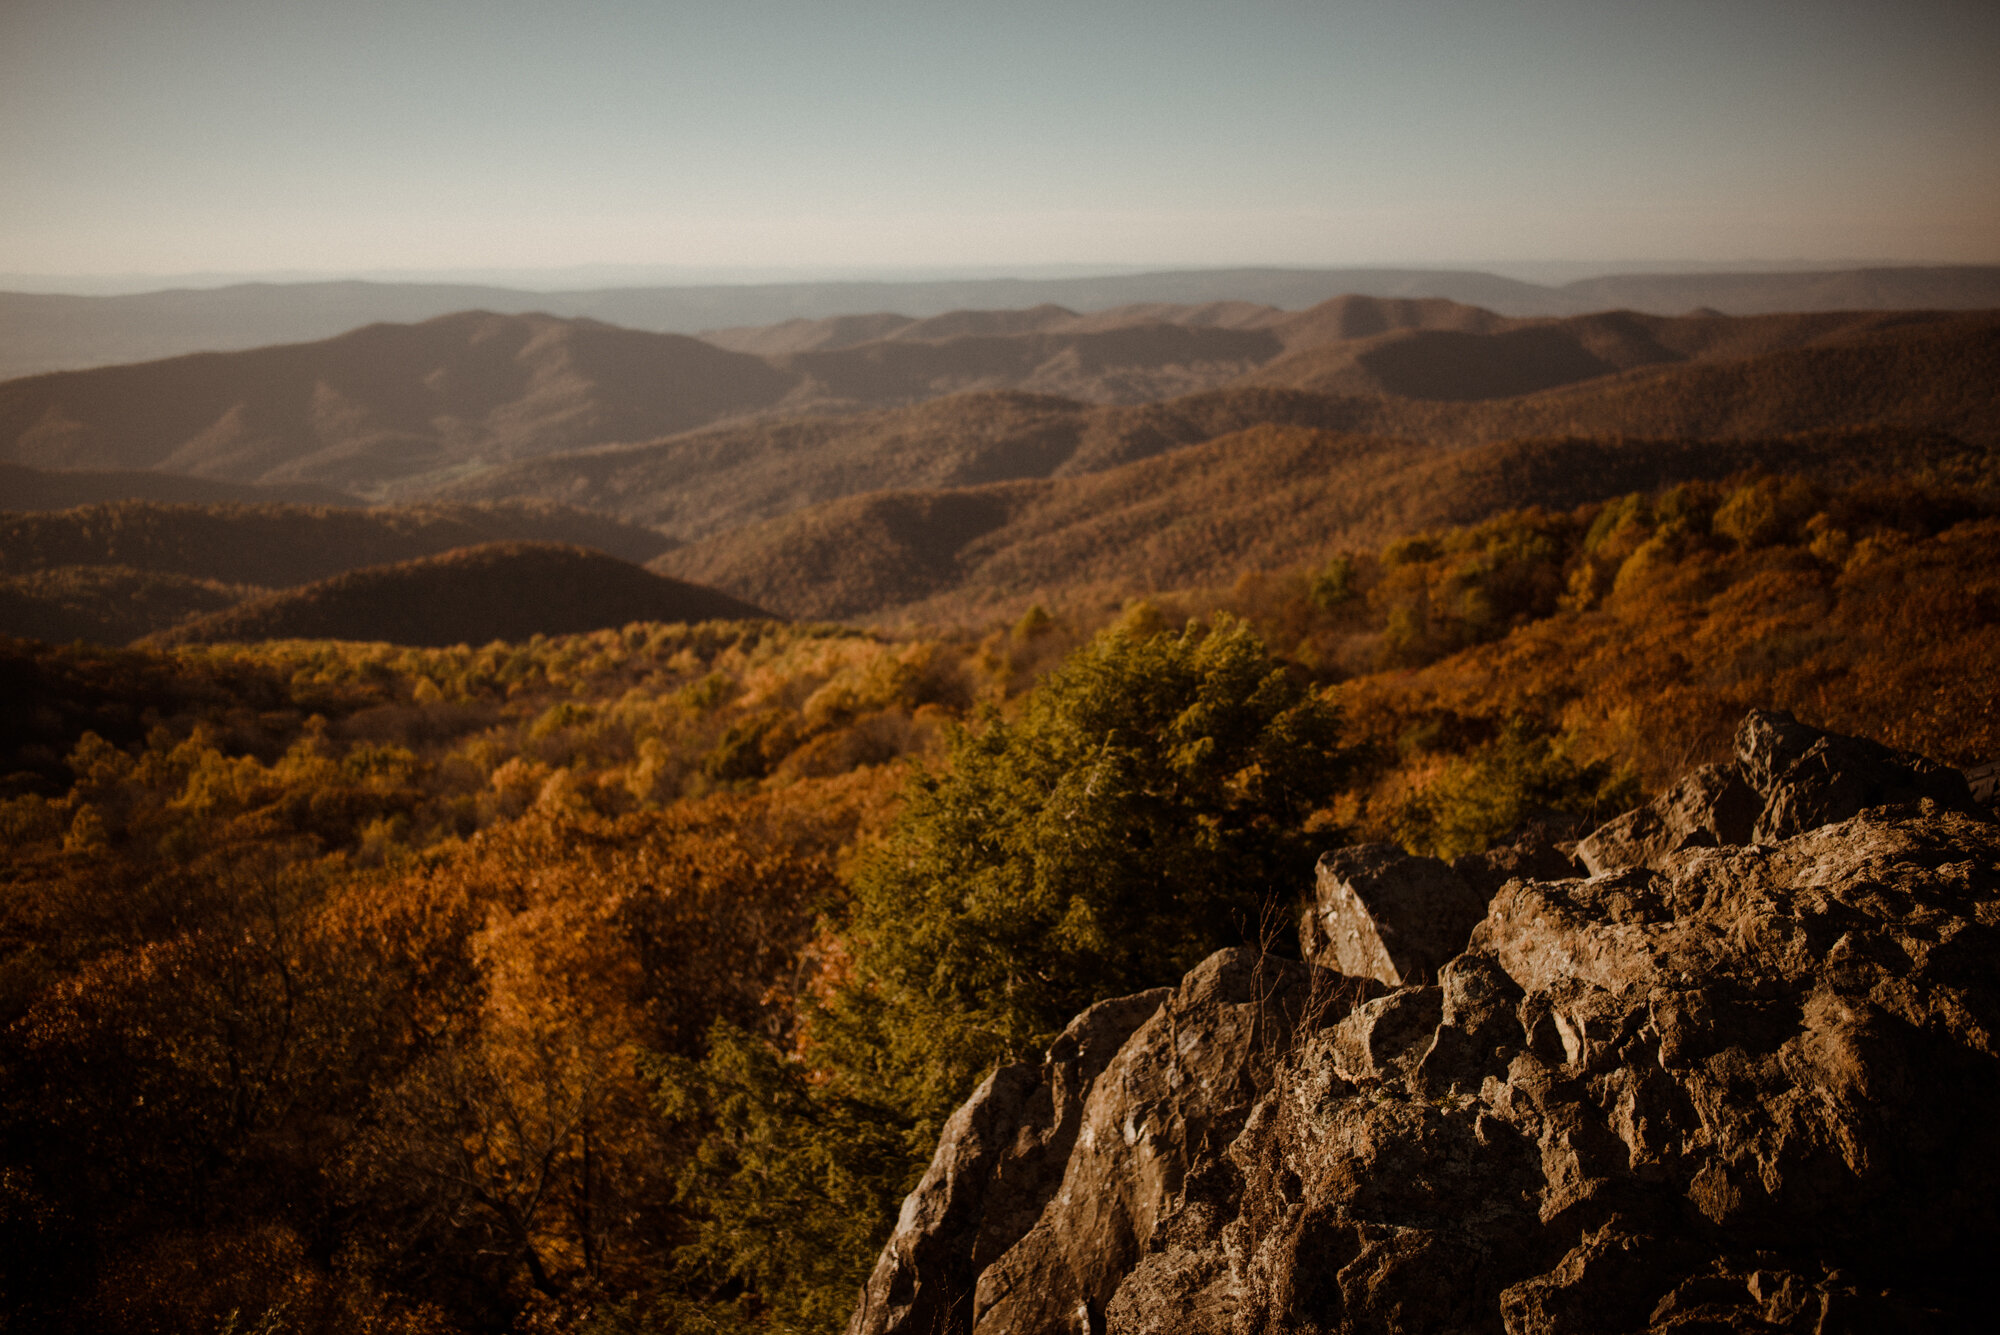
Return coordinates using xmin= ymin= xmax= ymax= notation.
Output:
xmin=2 ymin=0 xmax=1996 ymax=285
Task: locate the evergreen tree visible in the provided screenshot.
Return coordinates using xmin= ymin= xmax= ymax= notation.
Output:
xmin=654 ymin=614 xmax=1347 ymax=1329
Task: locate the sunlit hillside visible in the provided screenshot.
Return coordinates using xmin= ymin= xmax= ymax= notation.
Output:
xmin=4 ymin=465 xmax=1995 ymax=1330
xmin=656 ymin=424 xmax=1997 ymax=623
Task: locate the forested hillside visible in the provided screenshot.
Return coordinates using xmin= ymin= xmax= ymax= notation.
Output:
xmin=151 ymin=543 xmax=769 ymax=647
xmin=6 ymin=302 xmax=1992 ymax=510
xmin=441 ymin=311 xmax=2000 ymax=538
xmin=0 ymin=501 xmax=682 ymax=644
xmin=4 ymin=279 xmax=1998 ymax=1335
xmin=656 ymin=425 xmax=1997 ymax=623
xmin=4 ymin=467 xmax=1995 ymax=1333
xmin=0 ymin=500 xmax=675 ymax=584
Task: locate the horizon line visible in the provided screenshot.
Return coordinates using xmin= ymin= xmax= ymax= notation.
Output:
xmin=2 ymin=256 xmax=1987 ymax=299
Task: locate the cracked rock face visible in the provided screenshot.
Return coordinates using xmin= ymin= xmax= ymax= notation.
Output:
xmin=850 ymin=713 xmax=2000 ymax=1333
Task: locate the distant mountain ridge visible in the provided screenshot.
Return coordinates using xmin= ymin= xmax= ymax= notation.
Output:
xmin=6 ymin=299 xmax=1990 ymax=504
xmin=698 ymin=294 xmax=1502 ymax=356
xmin=4 ymin=264 xmax=1996 ymax=380
xmin=0 ymin=295 xmax=1528 ymax=495
xmin=0 ymin=312 xmax=790 ymax=492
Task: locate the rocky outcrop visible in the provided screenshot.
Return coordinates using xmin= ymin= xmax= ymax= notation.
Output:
xmin=1301 ymin=844 xmax=1489 ymax=987
xmin=849 ymin=951 xmax=1380 ymax=1335
xmin=850 ymin=712 xmax=2000 ymax=1333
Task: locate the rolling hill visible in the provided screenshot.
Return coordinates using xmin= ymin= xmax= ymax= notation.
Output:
xmin=0 ymin=500 xmax=676 ymax=586
xmin=426 ymin=388 xmax=1366 ymax=540
xmin=1248 ymin=307 xmax=1990 ymax=403
xmin=8 ymin=265 xmax=1998 ymax=381
xmin=149 ymin=542 xmax=771 ymax=647
xmin=654 ymin=425 xmax=1999 ymax=624
xmin=1309 ymin=312 xmax=2000 ymax=447
xmin=0 ymin=565 xmax=255 ymax=646
xmin=0 ymin=312 xmax=793 ymax=492
xmin=775 ymin=322 xmax=1287 ymax=406
xmin=719 ymin=295 xmax=1510 ymax=407
xmin=441 ymin=310 xmax=2000 ymax=541
xmin=6 ymin=300 xmax=1993 ymax=511
xmin=702 ymin=294 xmax=1505 ymax=357
xmin=0 ymin=461 xmax=358 ymax=510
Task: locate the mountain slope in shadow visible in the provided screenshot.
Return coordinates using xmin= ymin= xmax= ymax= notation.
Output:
xmin=0 ymin=461 xmax=358 ymax=510
xmin=0 ymin=565 xmax=255 ymax=646
xmin=151 ymin=542 xmax=771 ymax=647
xmin=0 ymin=500 xmax=677 ymax=587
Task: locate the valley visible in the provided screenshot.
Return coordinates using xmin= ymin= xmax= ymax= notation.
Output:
xmin=3 ymin=273 xmax=1997 ymax=1334
xmin=3 ymin=286 xmax=1993 ymax=644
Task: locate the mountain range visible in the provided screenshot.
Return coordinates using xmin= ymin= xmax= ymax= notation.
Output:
xmin=4 ymin=264 xmax=1997 ymax=381
xmin=429 ymin=307 xmax=2000 ymax=537
xmin=2 ymin=277 xmax=1995 ymax=646
xmin=4 ymin=298 xmax=1992 ymax=508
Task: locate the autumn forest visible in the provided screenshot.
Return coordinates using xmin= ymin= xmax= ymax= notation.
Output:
xmin=2 ymin=274 xmax=1998 ymax=1332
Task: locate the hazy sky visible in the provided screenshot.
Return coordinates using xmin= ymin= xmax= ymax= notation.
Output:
xmin=3 ymin=0 xmax=1996 ymax=280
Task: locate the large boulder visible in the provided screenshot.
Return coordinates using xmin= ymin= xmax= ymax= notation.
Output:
xmin=1574 ymin=762 xmax=1761 ymax=875
xmin=848 ymin=950 xmax=1377 ymax=1335
xmin=846 ymin=987 xmax=1170 ymax=1335
xmin=1576 ymin=710 xmax=1981 ymax=876
xmin=850 ymin=713 xmax=2000 ymax=1332
xmin=1301 ymin=844 xmax=1489 ymax=986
